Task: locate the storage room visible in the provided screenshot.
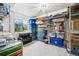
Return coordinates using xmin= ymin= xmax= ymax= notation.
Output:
xmin=0 ymin=3 xmax=79 ymax=56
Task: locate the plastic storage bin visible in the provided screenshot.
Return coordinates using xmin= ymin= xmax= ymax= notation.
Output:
xmin=30 ymin=18 xmax=37 ymax=28
xmin=29 ymin=18 xmax=37 ymax=40
xmin=37 ymin=28 xmax=45 ymax=41
xmin=31 ymin=24 xmax=37 ymax=28
xmin=30 ymin=18 xmax=36 ymax=24
xmin=50 ymin=37 xmax=64 ymax=46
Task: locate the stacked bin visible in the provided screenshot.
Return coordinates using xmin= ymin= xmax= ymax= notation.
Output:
xmin=29 ymin=18 xmax=37 ymax=40
xmin=37 ymin=28 xmax=45 ymax=41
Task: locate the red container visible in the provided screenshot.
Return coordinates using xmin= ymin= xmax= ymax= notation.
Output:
xmin=10 ymin=49 xmax=23 ymax=56
xmin=71 ymin=8 xmax=79 ymax=12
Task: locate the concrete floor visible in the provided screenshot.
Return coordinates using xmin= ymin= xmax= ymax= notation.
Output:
xmin=23 ymin=41 xmax=68 ymax=56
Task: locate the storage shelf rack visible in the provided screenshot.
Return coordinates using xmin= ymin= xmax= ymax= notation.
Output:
xmin=48 ymin=12 xmax=68 ymax=47
xmin=66 ymin=4 xmax=79 ymax=56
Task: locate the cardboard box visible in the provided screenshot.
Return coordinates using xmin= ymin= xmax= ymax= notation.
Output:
xmin=71 ymin=34 xmax=79 ymax=46
xmin=53 ymin=18 xmax=64 ymax=22
xmin=71 ymin=16 xmax=79 ymax=31
xmin=48 ymin=26 xmax=55 ymax=30
xmin=36 ymin=17 xmax=43 ymax=21
xmin=59 ymin=25 xmax=64 ymax=30
xmin=55 ymin=26 xmax=60 ymax=30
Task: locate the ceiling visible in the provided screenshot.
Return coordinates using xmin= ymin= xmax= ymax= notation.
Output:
xmin=11 ymin=3 xmax=71 ymax=17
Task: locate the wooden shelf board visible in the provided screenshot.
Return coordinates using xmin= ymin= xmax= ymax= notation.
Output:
xmin=70 ymin=31 xmax=79 ymax=34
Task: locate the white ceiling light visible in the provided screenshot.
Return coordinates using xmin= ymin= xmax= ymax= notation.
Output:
xmin=37 ymin=3 xmax=49 ymax=15
xmin=40 ymin=3 xmax=47 ymax=8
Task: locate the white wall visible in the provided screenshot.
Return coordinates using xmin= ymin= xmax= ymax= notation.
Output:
xmin=10 ymin=10 xmax=30 ymax=38
xmin=0 ymin=15 xmax=10 ymax=36
xmin=3 ymin=16 xmax=9 ymax=32
xmin=0 ymin=10 xmax=30 ymax=38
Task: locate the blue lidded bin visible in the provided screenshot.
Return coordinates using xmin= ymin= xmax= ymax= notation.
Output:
xmin=50 ymin=37 xmax=64 ymax=46
xmin=30 ymin=18 xmax=36 ymax=24
xmin=30 ymin=18 xmax=37 ymax=28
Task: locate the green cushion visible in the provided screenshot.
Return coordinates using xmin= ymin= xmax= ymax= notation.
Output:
xmin=0 ymin=44 xmax=22 ymax=56
xmin=71 ymin=5 xmax=79 ymax=8
xmin=71 ymin=11 xmax=79 ymax=16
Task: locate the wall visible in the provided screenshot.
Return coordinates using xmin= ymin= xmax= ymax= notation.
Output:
xmin=0 ymin=10 xmax=30 ymax=38
xmin=0 ymin=15 xmax=10 ymax=36
xmin=10 ymin=10 xmax=30 ymax=38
